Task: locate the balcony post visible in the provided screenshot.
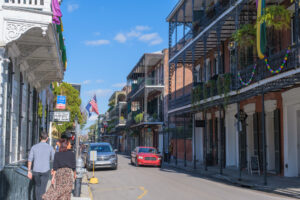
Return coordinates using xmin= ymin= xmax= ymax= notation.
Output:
xmin=237 ymin=103 xmax=242 ymax=180
xmin=193 ymin=113 xmax=196 ymax=169
xmin=183 ymin=52 xmax=186 ymax=96
xmin=183 ymin=2 xmax=186 ymax=44
xmin=204 ymin=110 xmax=207 ymax=171
xmin=167 ymin=116 xmax=170 ymax=163
xmin=203 ymin=34 xmax=207 ymax=83
xmin=262 ymin=91 xmax=267 ymax=185
xmin=295 ymin=0 xmax=299 ymax=47
xmin=216 ymin=23 xmax=222 ymax=74
xmin=176 ymin=116 xmax=178 ymax=165
xmin=175 ymin=59 xmax=177 ymax=100
xmin=184 ymin=114 xmax=187 ymax=167
xmin=144 ymin=89 xmax=148 ymax=122
xmin=175 ymin=14 xmax=178 ymax=52
xmin=219 ymin=106 xmax=223 ymax=174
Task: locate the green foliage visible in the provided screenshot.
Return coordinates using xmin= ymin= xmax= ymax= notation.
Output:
xmin=232 ymin=24 xmax=256 ymax=47
xmin=38 ymin=101 xmax=43 ymax=118
xmin=257 ymin=5 xmax=291 ymax=30
xmin=152 ymin=113 xmax=158 ymax=120
xmin=52 ymin=82 xmax=83 ymax=134
xmin=203 ymin=83 xmax=208 ymax=100
xmin=134 ymin=112 xmax=144 ymax=123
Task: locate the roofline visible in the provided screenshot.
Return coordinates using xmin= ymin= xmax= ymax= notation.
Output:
xmin=166 ymin=0 xmax=185 ymax=22
xmin=126 ymin=52 xmax=163 ymax=80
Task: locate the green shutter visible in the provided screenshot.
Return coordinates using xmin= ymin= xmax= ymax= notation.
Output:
xmin=253 ymin=113 xmax=259 ymax=156
xmin=214 ymin=118 xmax=218 ymax=165
xmin=241 ymin=121 xmax=247 ymax=168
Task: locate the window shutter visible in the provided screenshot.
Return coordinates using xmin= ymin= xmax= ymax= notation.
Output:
xmin=274 ymin=109 xmax=281 ymax=174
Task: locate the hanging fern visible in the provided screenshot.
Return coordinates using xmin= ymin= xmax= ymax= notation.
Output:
xmin=257 ymin=5 xmax=291 ymax=30
xmin=232 ymin=24 xmax=256 ymax=47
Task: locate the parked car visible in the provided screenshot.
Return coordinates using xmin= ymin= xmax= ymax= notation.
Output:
xmin=131 ymin=146 xmax=162 ymax=167
xmin=84 ymin=142 xmax=118 ymax=170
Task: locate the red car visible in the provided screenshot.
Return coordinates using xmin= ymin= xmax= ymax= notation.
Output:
xmin=131 ymin=146 xmax=162 ymax=167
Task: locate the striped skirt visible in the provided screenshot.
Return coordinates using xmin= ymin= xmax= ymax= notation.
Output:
xmin=43 ymin=168 xmax=74 ymax=200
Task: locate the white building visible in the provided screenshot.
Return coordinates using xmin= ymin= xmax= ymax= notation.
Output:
xmin=0 ymin=0 xmax=65 ymax=169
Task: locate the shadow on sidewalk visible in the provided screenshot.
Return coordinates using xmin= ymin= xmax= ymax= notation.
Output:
xmin=160 ymin=161 xmax=300 ymax=199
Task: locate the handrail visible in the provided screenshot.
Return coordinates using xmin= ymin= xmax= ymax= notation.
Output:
xmin=3 ymin=0 xmax=52 ymax=11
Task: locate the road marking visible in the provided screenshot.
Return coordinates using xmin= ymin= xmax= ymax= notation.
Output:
xmin=137 ymin=186 xmax=148 ymax=199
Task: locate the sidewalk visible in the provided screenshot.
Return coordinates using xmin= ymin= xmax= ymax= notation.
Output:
xmin=71 ymin=173 xmax=92 ymax=200
xmin=46 ymin=173 xmax=92 ymax=200
xmin=163 ymin=160 xmax=300 ymax=199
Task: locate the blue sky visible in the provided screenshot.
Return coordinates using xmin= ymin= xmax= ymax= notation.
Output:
xmin=61 ymin=0 xmax=178 ymax=124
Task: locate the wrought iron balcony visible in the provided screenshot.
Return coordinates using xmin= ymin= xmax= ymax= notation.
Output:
xmin=237 ymin=46 xmax=298 ymax=89
xmin=128 ymin=77 xmax=164 ymax=99
xmin=169 ymin=0 xmax=233 ymax=59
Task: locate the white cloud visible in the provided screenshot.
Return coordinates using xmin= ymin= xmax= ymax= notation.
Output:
xmin=84 ymin=40 xmax=110 ymax=46
xmin=93 ymin=32 xmax=101 ymax=36
xmin=127 ymin=30 xmax=141 ymax=38
xmin=114 ymin=33 xmax=127 ymax=43
xmin=96 ymin=79 xmax=104 ymax=83
xmin=135 ymin=25 xmax=151 ymax=31
xmin=139 ymin=33 xmax=163 ymax=46
xmin=82 ymin=80 xmax=91 ymax=85
xmin=86 ymin=89 xmax=112 ymax=97
xmin=112 ymin=82 xmax=126 ymax=88
xmin=67 ymin=4 xmax=79 ymax=13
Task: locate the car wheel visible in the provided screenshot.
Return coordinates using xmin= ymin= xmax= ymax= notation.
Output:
xmin=135 ymin=159 xmax=139 ymax=167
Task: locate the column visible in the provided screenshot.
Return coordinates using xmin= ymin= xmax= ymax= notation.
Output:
xmin=0 ymin=47 xmax=8 ymax=169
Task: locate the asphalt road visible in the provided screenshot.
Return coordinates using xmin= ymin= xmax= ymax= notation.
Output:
xmin=89 ymin=155 xmax=296 ymax=200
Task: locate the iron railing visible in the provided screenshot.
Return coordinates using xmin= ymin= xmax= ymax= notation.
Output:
xmin=128 ymin=77 xmax=164 ymax=98
xmin=169 ymin=0 xmax=233 ymax=59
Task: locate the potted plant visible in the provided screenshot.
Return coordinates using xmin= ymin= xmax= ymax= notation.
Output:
xmin=232 ymin=24 xmax=256 ymax=48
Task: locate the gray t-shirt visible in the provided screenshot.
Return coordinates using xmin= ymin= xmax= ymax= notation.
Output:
xmin=28 ymin=142 xmax=55 ymax=173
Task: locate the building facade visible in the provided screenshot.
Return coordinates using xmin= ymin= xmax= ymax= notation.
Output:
xmin=0 ymin=0 xmax=65 ymax=171
xmin=125 ymin=50 xmax=168 ymax=152
xmin=167 ymin=0 xmax=300 ymax=177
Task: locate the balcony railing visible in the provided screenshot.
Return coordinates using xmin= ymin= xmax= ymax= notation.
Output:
xmin=169 ymin=0 xmax=234 ymax=59
xmin=169 ymin=46 xmax=299 ymax=111
xmin=237 ymin=46 xmax=298 ymax=89
xmin=128 ymin=77 xmax=164 ymax=98
xmin=3 ymin=0 xmax=51 ymax=11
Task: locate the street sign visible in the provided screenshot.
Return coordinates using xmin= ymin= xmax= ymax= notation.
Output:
xmin=90 ymin=151 xmax=97 ymax=161
xmin=50 ymin=111 xmax=70 ymax=122
xmin=56 ymin=95 xmax=66 ymax=109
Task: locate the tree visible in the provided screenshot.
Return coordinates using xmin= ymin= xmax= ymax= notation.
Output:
xmin=52 ymin=82 xmax=84 ymax=134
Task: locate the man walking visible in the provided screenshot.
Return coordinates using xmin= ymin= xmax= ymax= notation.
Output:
xmin=27 ymin=132 xmax=55 ymax=200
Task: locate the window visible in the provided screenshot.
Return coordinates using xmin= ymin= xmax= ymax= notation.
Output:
xmin=90 ymin=145 xmax=113 ymax=152
xmin=195 ymin=64 xmax=201 ymax=83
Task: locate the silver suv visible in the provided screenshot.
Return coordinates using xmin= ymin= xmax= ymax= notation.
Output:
xmin=84 ymin=142 xmax=118 ymax=170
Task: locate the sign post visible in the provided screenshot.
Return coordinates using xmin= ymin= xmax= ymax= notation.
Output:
xmin=89 ymin=151 xmax=98 ymax=184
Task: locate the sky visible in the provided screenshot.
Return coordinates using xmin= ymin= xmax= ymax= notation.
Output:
xmin=60 ymin=0 xmax=178 ymax=126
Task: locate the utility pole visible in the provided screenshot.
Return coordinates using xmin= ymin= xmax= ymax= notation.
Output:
xmin=75 ymin=115 xmax=80 ymax=160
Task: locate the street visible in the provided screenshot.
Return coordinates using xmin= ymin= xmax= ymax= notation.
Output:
xmin=88 ymin=155 xmax=295 ymax=200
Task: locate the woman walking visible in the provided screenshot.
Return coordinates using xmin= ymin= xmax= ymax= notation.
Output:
xmin=43 ymin=138 xmax=76 ymax=200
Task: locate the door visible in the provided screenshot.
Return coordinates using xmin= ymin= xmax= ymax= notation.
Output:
xmin=240 ymin=121 xmax=247 ymax=169
xmin=214 ymin=118 xmax=218 ymax=165
xmin=274 ymin=109 xmax=281 ymax=174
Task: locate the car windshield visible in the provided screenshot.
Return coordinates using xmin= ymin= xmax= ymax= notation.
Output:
xmin=90 ymin=145 xmax=112 ymax=152
xmin=138 ymin=148 xmax=157 ymax=154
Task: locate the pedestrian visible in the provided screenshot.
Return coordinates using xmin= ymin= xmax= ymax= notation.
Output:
xmin=27 ymin=132 xmax=55 ymax=200
xmin=55 ymin=141 xmax=60 ymax=152
xmin=43 ymin=138 xmax=76 ymax=200
xmin=169 ymin=141 xmax=174 ymax=161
